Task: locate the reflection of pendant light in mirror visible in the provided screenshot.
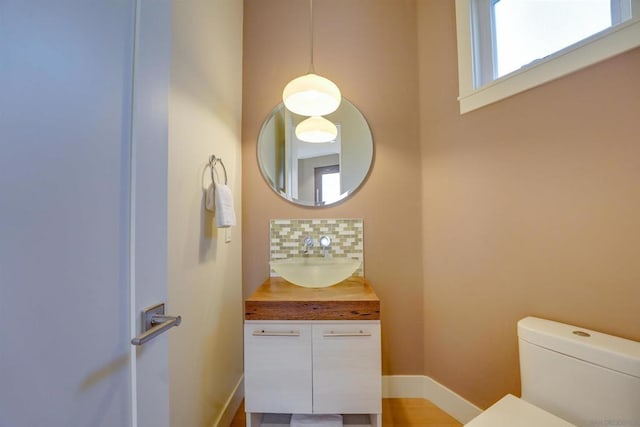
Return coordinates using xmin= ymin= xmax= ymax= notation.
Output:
xmin=295 ymin=116 xmax=337 ymax=143
xmin=282 ymin=0 xmax=341 ymax=116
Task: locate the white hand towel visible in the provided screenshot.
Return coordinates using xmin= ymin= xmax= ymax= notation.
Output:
xmin=214 ymin=182 xmax=236 ymax=228
xmin=205 ymin=184 xmax=215 ymax=212
xmin=290 ymin=414 xmax=342 ymax=427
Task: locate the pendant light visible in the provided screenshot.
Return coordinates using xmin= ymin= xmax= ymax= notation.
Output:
xmin=295 ymin=116 xmax=338 ymax=143
xmin=282 ymin=0 xmax=341 ymax=117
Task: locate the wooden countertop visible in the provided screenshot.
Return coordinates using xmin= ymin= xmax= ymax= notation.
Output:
xmin=245 ymin=276 xmax=380 ymax=321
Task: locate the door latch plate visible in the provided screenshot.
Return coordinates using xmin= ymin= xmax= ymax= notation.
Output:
xmin=142 ymin=303 xmax=165 ymax=332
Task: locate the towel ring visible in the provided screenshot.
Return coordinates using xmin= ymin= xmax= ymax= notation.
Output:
xmin=209 ymin=155 xmax=228 ymax=185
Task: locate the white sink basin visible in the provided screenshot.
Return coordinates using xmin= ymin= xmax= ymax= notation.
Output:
xmin=270 ymin=257 xmax=361 ymax=288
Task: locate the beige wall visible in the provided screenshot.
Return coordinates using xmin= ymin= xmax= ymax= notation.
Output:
xmin=418 ymin=2 xmax=640 ymax=409
xmin=242 ymin=0 xmax=424 ymax=375
xmin=169 ymin=0 xmax=244 ymax=425
xmin=243 ymin=0 xmax=640 ymax=411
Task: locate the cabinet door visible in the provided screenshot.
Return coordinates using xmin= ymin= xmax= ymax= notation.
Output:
xmin=244 ymin=323 xmax=312 ymax=413
xmin=312 ymin=323 xmax=382 ymax=414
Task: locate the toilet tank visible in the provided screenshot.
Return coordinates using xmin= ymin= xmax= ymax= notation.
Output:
xmin=518 ymin=317 xmax=640 ymax=427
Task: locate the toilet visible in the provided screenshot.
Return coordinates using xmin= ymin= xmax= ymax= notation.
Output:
xmin=466 ymin=317 xmax=640 ymax=427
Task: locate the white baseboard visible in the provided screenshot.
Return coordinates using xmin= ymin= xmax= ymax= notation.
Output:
xmin=382 ymin=375 xmax=482 ymax=424
xmin=214 ymin=375 xmax=245 ymax=427
xmin=223 ymin=374 xmax=479 ymax=425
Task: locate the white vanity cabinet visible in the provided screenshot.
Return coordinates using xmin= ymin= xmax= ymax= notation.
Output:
xmin=244 ymin=320 xmax=381 ymax=427
xmin=244 ymin=323 xmax=313 ymax=414
xmin=311 ymin=323 xmax=381 ymax=414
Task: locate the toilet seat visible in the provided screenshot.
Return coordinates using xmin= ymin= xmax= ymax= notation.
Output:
xmin=465 ymin=394 xmax=576 ymax=427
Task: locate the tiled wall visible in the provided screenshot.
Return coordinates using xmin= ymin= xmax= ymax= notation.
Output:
xmin=269 ymin=218 xmax=364 ymax=276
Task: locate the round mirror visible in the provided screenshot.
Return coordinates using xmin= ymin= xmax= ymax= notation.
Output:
xmin=257 ymin=98 xmax=373 ymax=206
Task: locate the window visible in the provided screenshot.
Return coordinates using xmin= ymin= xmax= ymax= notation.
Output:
xmin=314 ymin=165 xmax=341 ymax=205
xmin=455 ymin=0 xmax=640 ymax=113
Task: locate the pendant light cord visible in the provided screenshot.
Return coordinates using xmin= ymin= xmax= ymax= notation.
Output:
xmin=309 ymin=0 xmax=315 ymax=73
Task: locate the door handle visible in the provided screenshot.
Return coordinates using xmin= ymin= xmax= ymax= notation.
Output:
xmin=131 ymin=303 xmax=182 ymax=346
xmin=252 ymin=330 xmax=300 ymax=337
xmin=323 ymin=330 xmax=371 ymax=337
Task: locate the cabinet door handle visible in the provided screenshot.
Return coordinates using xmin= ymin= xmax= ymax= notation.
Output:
xmin=323 ymin=330 xmax=371 ymax=337
xmin=252 ymin=330 xmax=300 ymax=337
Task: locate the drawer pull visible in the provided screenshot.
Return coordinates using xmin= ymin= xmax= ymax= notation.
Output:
xmin=323 ymin=330 xmax=371 ymax=337
xmin=253 ymin=330 xmax=300 ymax=337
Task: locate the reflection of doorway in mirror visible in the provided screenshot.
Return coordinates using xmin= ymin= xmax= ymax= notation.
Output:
xmin=294 ymin=123 xmax=343 ymax=204
xmin=314 ymin=164 xmax=341 ymax=205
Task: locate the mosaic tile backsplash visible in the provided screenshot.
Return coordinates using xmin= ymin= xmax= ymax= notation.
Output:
xmin=270 ymin=219 xmax=364 ymax=277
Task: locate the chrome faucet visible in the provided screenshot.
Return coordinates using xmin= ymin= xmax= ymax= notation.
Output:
xmin=302 ymin=236 xmax=314 ymax=254
xmin=319 ymin=235 xmax=331 ymax=258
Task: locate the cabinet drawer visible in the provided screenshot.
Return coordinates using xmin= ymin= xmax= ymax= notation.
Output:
xmin=312 ymin=323 xmax=381 ymax=414
xmin=244 ymin=324 xmax=312 ymax=413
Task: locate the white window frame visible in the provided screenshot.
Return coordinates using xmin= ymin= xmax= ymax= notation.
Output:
xmin=455 ymin=0 xmax=640 ymax=113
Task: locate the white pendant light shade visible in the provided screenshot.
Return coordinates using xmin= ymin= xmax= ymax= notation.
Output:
xmin=282 ymin=73 xmax=341 ymax=116
xmin=295 ymin=116 xmax=338 ymax=143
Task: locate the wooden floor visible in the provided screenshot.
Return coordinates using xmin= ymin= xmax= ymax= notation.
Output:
xmin=230 ymin=399 xmax=462 ymax=427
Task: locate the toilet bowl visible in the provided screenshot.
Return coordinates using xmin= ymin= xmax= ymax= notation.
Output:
xmin=465 ymin=317 xmax=640 ymax=427
xmin=466 ymin=394 xmax=574 ymax=427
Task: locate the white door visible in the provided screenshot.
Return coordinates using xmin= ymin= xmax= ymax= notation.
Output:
xmin=0 ymin=1 xmax=172 ymax=426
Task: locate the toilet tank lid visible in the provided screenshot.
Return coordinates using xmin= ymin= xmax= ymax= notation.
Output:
xmin=518 ymin=317 xmax=640 ymax=378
